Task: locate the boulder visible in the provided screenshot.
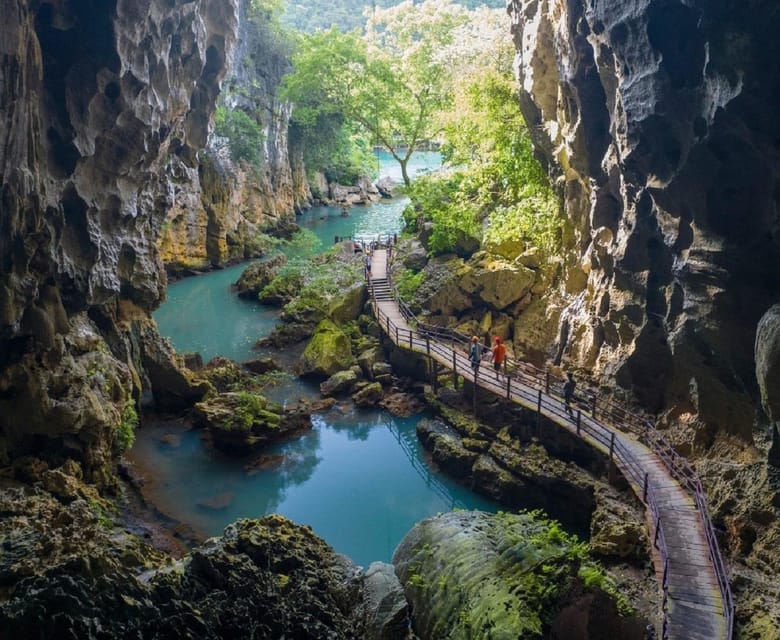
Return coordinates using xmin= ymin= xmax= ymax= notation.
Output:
xmin=401 ymin=241 xmax=428 ymax=271
xmin=375 ymin=177 xmax=397 ymax=199
xmin=235 ymin=255 xmax=287 ymax=299
xmin=393 ymin=511 xmax=647 ymax=640
xmin=371 ymin=362 xmax=393 ymax=378
xmin=298 ymin=319 xmax=355 ymax=378
xmin=459 ymin=254 xmax=536 ymax=311
xmin=139 ymin=320 xmax=211 ymax=412
xmin=484 ymin=234 xmax=525 ymax=259
xmin=756 ymin=304 xmax=780 ymax=422
xmin=329 ymin=282 xmax=368 ymax=324
xmin=352 ymin=382 xmax=384 ymax=407
xmin=589 ymin=502 xmax=648 ymax=562
xmin=243 ymin=357 xmax=280 ymax=375
xmin=357 ymin=346 xmax=385 ymax=377
xmin=417 ymin=419 xmax=478 ymax=477
xmin=193 ymin=392 xmax=309 ymax=455
xmin=320 ymin=370 xmax=359 ymax=397
xmin=200 ymin=356 xmax=246 ymax=392
xmin=362 ymin=562 xmax=409 ymax=640
xmin=378 ymin=392 xmax=426 ymax=417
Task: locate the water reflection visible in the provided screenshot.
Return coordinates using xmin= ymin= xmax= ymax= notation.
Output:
xmin=131 ymin=406 xmax=496 ymax=567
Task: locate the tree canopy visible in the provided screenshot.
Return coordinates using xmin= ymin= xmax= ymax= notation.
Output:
xmin=281 ymin=0 xmax=504 ymax=186
xmin=282 ymin=0 xmax=504 ymax=34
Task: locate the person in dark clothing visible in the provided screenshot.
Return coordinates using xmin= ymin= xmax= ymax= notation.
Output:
xmin=563 ymin=372 xmax=576 ymax=414
xmin=469 ymin=336 xmax=482 ymax=375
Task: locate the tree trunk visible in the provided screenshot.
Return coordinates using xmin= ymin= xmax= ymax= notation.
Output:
xmin=399 ymin=157 xmax=411 ymax=187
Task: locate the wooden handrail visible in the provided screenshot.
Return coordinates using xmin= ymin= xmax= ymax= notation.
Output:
xmin=370 ymin=250 xmax=733 ymax=639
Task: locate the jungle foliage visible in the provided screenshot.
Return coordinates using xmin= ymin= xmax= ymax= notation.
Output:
xmin=282 ymin=0 xmax=504 ymax=34
xmin=403 ymin=71 xmax=563 ymax=258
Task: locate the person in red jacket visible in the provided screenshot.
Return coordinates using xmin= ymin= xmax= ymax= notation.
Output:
xmin=491 ymin=336 xmax=506 ymax=376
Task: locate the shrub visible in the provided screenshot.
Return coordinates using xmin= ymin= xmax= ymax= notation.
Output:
xmin=116 ymin=401 xmax=138 ymax=454
xmin=214 ymin=106 xmax=265 ymax=169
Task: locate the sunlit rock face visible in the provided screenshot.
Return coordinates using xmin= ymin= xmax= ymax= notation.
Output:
xmin=158 ymin=0 xmax=309 ymax=273
xmin=508 ymin=0 xmax=780 ymax=443
xmin=0 ymin=0 xmax=237 ymax=479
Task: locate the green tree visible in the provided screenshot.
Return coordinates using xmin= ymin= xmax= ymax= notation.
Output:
xmin=405 ymin=68 xmax=563 ymax=258
xmin=214 ymin=106 xmax=265 ymax=168
xmin=282 ymin=0 xmax=468 ymax=186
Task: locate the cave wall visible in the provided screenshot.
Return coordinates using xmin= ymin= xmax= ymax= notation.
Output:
xmin=0 ymin=0 xmax=238 ymax=480
xmin=157 ymin=0 xmax=310 ymax=273
xmin=508 ymin=0 xmax=780 ymax=445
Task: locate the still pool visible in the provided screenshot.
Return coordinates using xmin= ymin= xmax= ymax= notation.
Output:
xmin=131 ymin=408 xmax=497 ymax=568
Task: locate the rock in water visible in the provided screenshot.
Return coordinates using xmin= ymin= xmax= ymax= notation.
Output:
xmin=393 ymin=510 xmax=647 ymax=640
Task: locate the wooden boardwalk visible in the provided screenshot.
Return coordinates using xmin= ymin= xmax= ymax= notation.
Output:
xmin=366 ymin=248 xmax=732 ymax=640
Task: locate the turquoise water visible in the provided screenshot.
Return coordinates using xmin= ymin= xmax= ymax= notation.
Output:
xmin=153 ymin=262 xmax=281 ymax=363
xmin=132 ymin=409 xmax=496 ymax=567
xmin=154 ymin=150 xmax=441 ymax=363
xmin=144 ymin=150 xmax=493 ymax=566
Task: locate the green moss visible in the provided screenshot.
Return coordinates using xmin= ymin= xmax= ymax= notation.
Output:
xmin=116 ymin=401 xmax=138 ymax=454
xmin=232 ymin=392 xmax=277 ymax=429
xmin=89 ymin=498 xmax=115 ymax=530
xmin=397 ymin=510 xmax=636 ymax=640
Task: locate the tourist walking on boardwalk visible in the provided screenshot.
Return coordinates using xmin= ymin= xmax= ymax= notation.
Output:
xmin=469 ymin=336 xmax=482 ymax=375
xmin=563 ymin=372 xmax=576 ymax=414
xmin=491 ymin=337 xmax=506 ymax=376
xmin=365 ymin=253 xmax=372 ymax=277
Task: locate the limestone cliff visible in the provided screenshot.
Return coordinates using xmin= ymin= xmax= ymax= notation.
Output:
xmin=0 ymin=0 xmax=237 ymax=481
xmin=158 ymin=0 xmax=309 ymax=273
xmin=508 ymin=0 xmax=779 ymax=446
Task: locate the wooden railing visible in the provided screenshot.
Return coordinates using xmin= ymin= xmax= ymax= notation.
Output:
xmin=367 ymin=256 xmax=734 ymax=639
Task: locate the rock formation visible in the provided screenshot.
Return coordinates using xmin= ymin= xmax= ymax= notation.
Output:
xmin=0 ymin=0 xmax=238 ymax=481
xmin=393 ymin=510 xmax=648 ymax=639
xmin=507 ymin=0 xmax=780 ymax=446
xmin=0 ymin=512 xmax=409 ymax=639
xmin=158 ymin=0 xmax=309 ymax=274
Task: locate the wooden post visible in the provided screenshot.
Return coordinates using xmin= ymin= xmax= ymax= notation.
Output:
xmin=506 ymin=375 xmax=511 ymax=400
xmin=386 ymin=316 xmax=390 ymax=335
xmin=576 ymin=410 xmax=581 ymax=435
xmin=452 ymin=350 xmax=458 ymax=389
xmin=536 ymin=389 xmax=542 ymax=429
xmin=609 ymin=432 xmax=615 ymax=461
xmin=643 ymin=473 xmax=649 ymax=503
xmin=426 ymin=337 xmax=430 ymax=356
xmin=545 ymin=371 xmax=550 ymax=394
xmin=409 ymin=331 xmax=413 ymax=349
xmin=653 ymin=517 xmax=661 ymax=549
xmin=592 ymin=395 xmax=597 ymax=418
xmin=395 ymin=326 xmax=399 ymax=344
xmin=662 ymin=558 xmax=669 ymax=590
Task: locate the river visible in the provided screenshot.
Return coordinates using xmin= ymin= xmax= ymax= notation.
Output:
xmin=137 ymin=151 xmax=498 ymax=568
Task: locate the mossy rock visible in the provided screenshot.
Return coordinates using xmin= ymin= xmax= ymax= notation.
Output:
xmin=235 ymin=255 xmax=286 ymax=299
xmin=193 ymin=392 xmax=298 ymax=455
xmin=259 ymin=270 xmax=305 ymax=306
xmin=393 ymin=511 xmax=646 ymax=640
xmin=320 ymin=370 xmax=359 ymax=397
xmin=352 ymin=382 xmax=384 ymax=407
xmin=328 ymin=282 xmax=368 ymax=324
xmin=298 ymin=319 xmax=355 ymax=378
